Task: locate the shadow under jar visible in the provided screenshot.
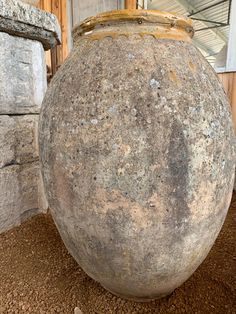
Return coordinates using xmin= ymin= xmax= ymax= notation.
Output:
xmin=39 ymin=10 xmax=235 ymax=301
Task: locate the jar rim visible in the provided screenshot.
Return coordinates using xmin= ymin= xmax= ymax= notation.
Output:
xmin=73 ymin=9 xmax=194 ymax=39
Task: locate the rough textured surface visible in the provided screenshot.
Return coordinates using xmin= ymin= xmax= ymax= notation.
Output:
xmin=0 ymin=194 xmax=235 ymax=313
xmin=0 ymin=32 xmax=46 ymax=114
xmin=0 ymin=0 xmax=61 ymax=50
xmin=0 ymin=115 xmax=38 ymax=168
xmin=0 ymin=0 xmax=57 ymax=233
xmin=0 ymin=163 xmax=41 ymax=233
xmin=39 ymin=19 xmax=235 ymax=300
xmin=0 ymin=115 xmax=47 ymax=233
xmin=21 ymin=0 xmax=39 ymax=5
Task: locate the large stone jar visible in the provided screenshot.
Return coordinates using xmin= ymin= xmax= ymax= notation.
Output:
xmin=39 ymin=10 xmax=235 ymax=301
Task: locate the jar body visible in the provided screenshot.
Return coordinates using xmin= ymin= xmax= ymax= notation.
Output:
xmin=39 ymin=32 xmax=235 ymax=300
xmin=21 ymin=0 xmax=40 ymax=5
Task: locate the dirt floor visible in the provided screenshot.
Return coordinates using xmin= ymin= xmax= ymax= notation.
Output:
xmin=0 ymin=196 xmax=235 ymax=314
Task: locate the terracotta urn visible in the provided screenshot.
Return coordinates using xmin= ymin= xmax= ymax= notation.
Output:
xmin=39 ymin=10 xmax=235 ymax=301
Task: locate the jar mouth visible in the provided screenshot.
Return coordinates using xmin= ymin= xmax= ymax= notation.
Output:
xmin=73 ymin=9 xmax=194 ymax=40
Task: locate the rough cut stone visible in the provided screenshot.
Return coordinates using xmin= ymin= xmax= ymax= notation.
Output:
xmin=0 ymin=163 xmax=41 ymax=232
xmin=38 ymin=171 xmax=48 ymax=213
xmin=0 ymin=115 xmax=38 ymax=168
xmin=0 ymin=32 xmax=47 ymax=114
xmin=0 ymin=0 xmax=61 ymax=50
xmin=0 ymin=114 xmax=48 ymax=233
xmin=0 ymin=0 xmax=57 ymax=233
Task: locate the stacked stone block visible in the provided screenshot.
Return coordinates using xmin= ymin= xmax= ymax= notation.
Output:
xmin=0 ymin=0 xmax=61 ymax=232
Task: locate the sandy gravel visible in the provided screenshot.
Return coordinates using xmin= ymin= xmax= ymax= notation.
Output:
xmin=0 ymin=195 xmax=235 ymax=314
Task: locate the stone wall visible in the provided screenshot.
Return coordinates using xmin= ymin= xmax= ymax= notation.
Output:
xmin=0 ymin=114 xmax=45 ymax=231
xmin=0 ymin=33 xmax=46 ymax=114
xmin=0 ymin=0 xmax=60 ymax=233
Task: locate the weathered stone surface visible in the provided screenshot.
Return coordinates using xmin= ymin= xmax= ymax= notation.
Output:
xmin=0 ymin=0 xmax=61 ymax=50
xmin=21 ymin=0 xmax=39 ymax=5
xmin=74 ymin=307 xmax=83 ymax=314
xmin=0 ymin=32 xmax=47 ymax=114
xmin=39 ymin=11 xmax=235 ymax=301
xmin=0 ymin=0 xmax=56 ymax=232
xmin=0 ymin=115 xmax=48 ymax=232
xmin=38 ymin=171 xmax=49 ymax=213
xmin=0 ymin=163 xmax=41 ymax=232
xmin=0 ymin=115 xmax=38 ymax=168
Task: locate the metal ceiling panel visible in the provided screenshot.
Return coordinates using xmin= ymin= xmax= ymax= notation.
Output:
xmin=147 ymin=0 xmax=231 ymax=65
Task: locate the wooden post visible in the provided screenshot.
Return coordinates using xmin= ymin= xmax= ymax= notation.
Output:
xmin=37 ymin=0 xmax=70 ymax=78
xmin=226 ymin=0 xmax=236 ymax=133
xmin=137 ymin=0 xmax=147 ymax=9
xmin=218 ymin=72 xmax=236 ymax=134
xmin=125 ymin=0 xmax=137 ymax=9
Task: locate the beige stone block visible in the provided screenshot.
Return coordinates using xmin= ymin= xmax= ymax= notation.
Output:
xmin=0 ymin=115 xmax=39 ymax=168
xmin=0 ymin=163 xmax=41 ymax=232
xmin=0 ymin=33 xmax=47 ymax=114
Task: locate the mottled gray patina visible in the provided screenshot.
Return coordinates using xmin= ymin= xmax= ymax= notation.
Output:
xmin=0 ymin=32 xmax=46 ymax=114
xmin=39 ymin=10 xmax=235 ymax=301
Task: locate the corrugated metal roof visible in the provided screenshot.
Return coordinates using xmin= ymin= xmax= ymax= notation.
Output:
xmin=146 ymin=0 xmax=231 ymax=66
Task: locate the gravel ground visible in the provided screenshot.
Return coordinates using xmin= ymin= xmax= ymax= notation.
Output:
xmin=0 ymin=195 xmax=235 ymax=314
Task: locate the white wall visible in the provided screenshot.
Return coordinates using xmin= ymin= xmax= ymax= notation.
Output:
xmin=71 ymin=0 xmax=124 ymax=27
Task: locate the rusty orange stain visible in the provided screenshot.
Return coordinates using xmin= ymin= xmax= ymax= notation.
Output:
xmin=169 ymin=70 xmax=181 ymax=86
xmin=189 ymin=61 xmax=197 ymax=73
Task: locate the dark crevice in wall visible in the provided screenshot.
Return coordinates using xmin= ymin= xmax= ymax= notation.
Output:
xmin=0 ymin=113 xmax=40 ymax=116
xmin=0 ymin=158 xmax=39 ymax=170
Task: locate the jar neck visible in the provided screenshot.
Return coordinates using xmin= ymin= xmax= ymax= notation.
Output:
xmin=73 ymin=10 xmax=194 ymax=44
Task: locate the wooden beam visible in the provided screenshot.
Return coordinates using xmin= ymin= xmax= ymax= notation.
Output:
xmin=51 ymin=0 xmax=62 ymax=68
xmin=125 ymin=0 xmax=137 ymax=9
xmin=37 ymin=0 xmax=70 ymax=77
xmin=61 ymin=0 xmax=69 ymax=62
xmin=66 ymin=0 xmax=73 ymax=51
xmin=218 ymin=72 xmax=236 ymax=133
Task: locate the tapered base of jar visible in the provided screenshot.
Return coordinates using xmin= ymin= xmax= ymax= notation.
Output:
xmin=101 ymin=284 xmax=174 ymax=302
